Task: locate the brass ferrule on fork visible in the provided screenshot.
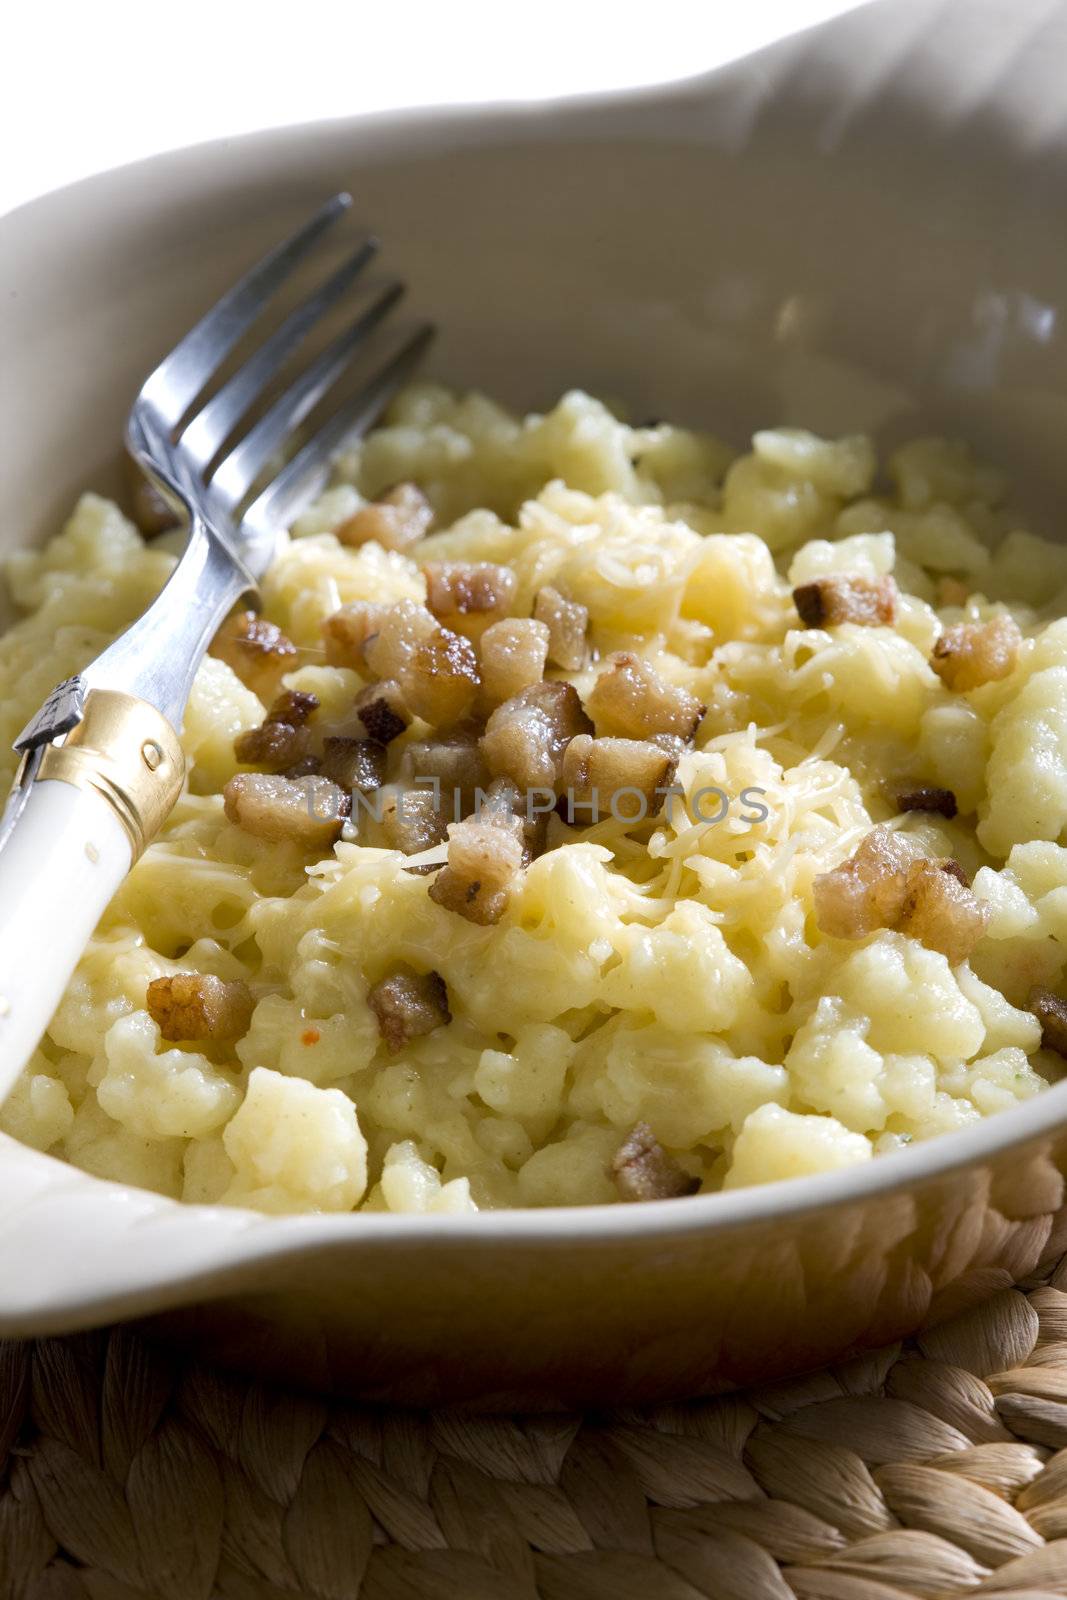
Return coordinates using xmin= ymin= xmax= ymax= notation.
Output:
xmin=34 ymin=690 xmax=185 ymax=860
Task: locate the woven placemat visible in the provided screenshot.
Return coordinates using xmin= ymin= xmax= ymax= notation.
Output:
xmin=9 ymin=1265 xmax=1067 ymax=1599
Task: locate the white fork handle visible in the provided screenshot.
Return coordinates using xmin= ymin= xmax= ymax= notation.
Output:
xmin=0 ymin=686 xmax=184 ymax=1104
xmin=0 ymin=779 xmax=131 ymax=1098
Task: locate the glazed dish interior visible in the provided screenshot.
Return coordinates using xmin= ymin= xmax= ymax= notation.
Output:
xmin=4 ymin=377 xmax=1067 ymax=1215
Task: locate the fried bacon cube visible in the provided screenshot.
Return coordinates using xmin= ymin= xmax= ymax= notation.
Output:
xmin=234 ymin=689 xmax=320 ymax=772
xmin=266 ymin=690 xmax=318 ymax=727
xmin=146 ymin=973 xmax=254 ymax=1043
xmin=320 ymin=736 xmax=387 ymax=794
xmin=428 ymin=805 xmax=526 ymax=925
xmin=404 ymin=628 xmax=480 ymax=728
xmin=424 ymin=561 xmax=517 ymax=642
xmin=894 ymin=785 xmax=958 ymax=819
xmin=234 ymin=720 xmax=311 ymax=772
xmin=813 ymin=827 xmax=916 ymax=941
xmin=324 ymin=599 xmax=482 ymax=732
xmin=362 ymin=600 xmax=440 ymax=684
xmin=533 ymin=585 xmax=588 ymax=671
xmin=1031 ymin=988 xmax=1067 ymax=1058
xmin=210 ymin=611 xmax=298 ymax=700
xmin=368 ymin=965 xmax=451 ymax=1053
xmin=401 ymin=733 xmax=488 ymax=820
xmin=478 ymin=618 xmax=550 ymax=710
xmin=792 ymin=575 xmax=899 ymax=629
xmin=931 ymin=615 xmax=1022 ymax=693
xmin=381 ymin=787 xmax=449 ymax=855
xmin=354 ymin=680 xmax=410 ymax=744
xmin=481 ymin=680 xmax=593 ymax=790
xmin=322 ymin=602 xmax=387 ymax=672
xmin=895 ymin=858 xmax=991 ymax=966
xmin=335 ymin=483 xmax=434 ymax=552
xmin=223 ymin=773 xmax=347 ymax=849
xmin=612 ymin=1123 xmax=700 ymax=1202
xmin=480 ymin=776 xmax=547 ymax=864
xmin=559 ymin=735 xmax=677 ymax=823
xmin=814 ymin=828 xmax=989 ymax=964
xmin=586 ymin=652 xmax=705 ymax=743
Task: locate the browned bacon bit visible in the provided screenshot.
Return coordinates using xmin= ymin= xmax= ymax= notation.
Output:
xmin=368 ymin=965 xmax=451 ymax=1052
xmin=895 ymin=857 xmax=990 ymax=966
xmin=401 ymin=734 xmax=488 ymax=819
xmin=123 ymin=453 xmax=180 ymax=536
xmin=813 ymin=827 xmax=916 ymax=941
xmin=210 ymin=611 xmax=298 ymax=700
xmin=405 ymin=628 xmax=480 ymax=728
xmin=895 ymin=785 xmax=958 ymax=819
xmin=266 ymin=689 xmax=319 ymax=727
xmin=424 ymin=562 xmax=517 ymax=642
xmin=223 ymin=773 xmax=348 ymax=848
xmin=322 ymin=602 xmax=387 ymax=671
xmin=478 ymin=618 xmax=550 ymax=709
xmin=381 ymin=787 xmax=449 ymax=856
xmin=612 ymin=1122 xmax=700 ymax=1202
xmin=792 ymin=575 xmax=899 ymax=630
xmin=233 ymin=689 xmax=320 ymax=772
xmin=930 ymin=615 xmax=1022 ymax=693
xmin=335 ymin=483 xmax=434 ymax=552
xmin=560 ymin=735 xmax=677 ymax=823
xmin=428 ymin=804 xmax=527 ymax=925
xmin=146 ymin=973 xmax=254 ymax=1043
xmin=355 ymin=680 xmax=410 ymax=744
xmin=586 ymin=651 xmax=705 ymax=743
xmin=320 ymin=736 xmax=387 ymax=794
xmin=481 ymin=680 xmax=593 ymax=790
xmin=533 ymin=585 xmax=589 ymax=671
xmin=481 ymin=776 xmax=547 ymax=864
xmin=234 ymin=719 xmax=311 ymax=772
xmin=327 ymin=601 xmax=480 ymax=729
xmin=815 ymin=829 xmax=988 ymax=963
xmin=363 ymin=600 xmax=440 ymax=684
xmin=1030 ymin=988 xmax=1067 ymax=1058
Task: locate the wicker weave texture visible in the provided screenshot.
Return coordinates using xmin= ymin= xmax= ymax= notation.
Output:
xmin=10 ymin=1264 xmax=1067 ymax=1597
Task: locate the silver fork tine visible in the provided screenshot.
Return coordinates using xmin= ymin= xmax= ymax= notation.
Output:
xmin=178 ymin=234 xmax=378 ymax=474
xmin=207 ymin=279 xmax=405 ymax=513
xmin=141 ymin=192 xmax=352 ymax=422
xmin=241 ymin=322 xmax=435 ymax=538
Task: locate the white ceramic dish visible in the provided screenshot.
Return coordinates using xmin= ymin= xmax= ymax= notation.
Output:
xmin=5 ymin=0 xmax=1067 ymax=1407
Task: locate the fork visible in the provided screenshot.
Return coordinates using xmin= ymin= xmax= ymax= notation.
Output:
xmin=0 ymin=193 xmax=432 ymax=1100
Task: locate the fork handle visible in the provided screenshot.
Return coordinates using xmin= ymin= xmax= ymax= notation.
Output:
xmin=0 ymin=778 xmax=132 ymax=1095
xmin=0 ymin=691 xmax=184 ymax=1102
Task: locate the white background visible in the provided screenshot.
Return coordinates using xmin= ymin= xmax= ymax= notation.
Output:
xmin=2 ymin=0 xmax=859 ymax=218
